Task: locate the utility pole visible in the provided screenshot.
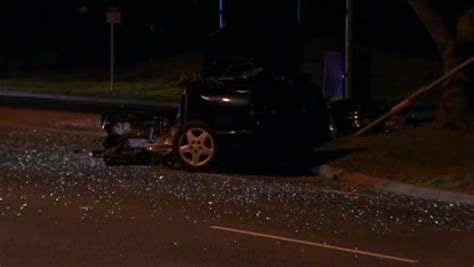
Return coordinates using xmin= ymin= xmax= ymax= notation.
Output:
xmin=297 ymin=0 xmax=302 ymax=23
xmin=110 ymin=22 xmax=115 ymax=91
xmin=219 ymin=0 xmax=225 ymax=29
xmin=106 ymin=5 xmax=121 ymax=91
xmin=344 ymin=0 xmax=354 ymax=99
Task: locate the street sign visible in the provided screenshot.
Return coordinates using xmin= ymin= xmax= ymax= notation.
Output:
xmin=106 ymin=6 xmax=121 ymax=24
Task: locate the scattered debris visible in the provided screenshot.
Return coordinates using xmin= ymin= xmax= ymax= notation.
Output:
xmin=312 ymin=165 xmax=345 ymax=179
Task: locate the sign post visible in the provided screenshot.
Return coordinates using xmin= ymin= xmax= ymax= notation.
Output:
xmin=106 ymin=5 xmax=121 ymax=91
xmin=344 ymin=0 xmax=354 ymax=99
xmin=218 ymin=0 xmax=225 ymax=29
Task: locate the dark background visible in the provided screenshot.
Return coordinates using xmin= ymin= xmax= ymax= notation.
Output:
xmin=0 ymin=0 xmax=472 ymax=68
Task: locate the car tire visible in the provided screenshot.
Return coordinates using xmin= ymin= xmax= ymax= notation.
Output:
xmin=172 ymin=121 xmax=218 ymax=171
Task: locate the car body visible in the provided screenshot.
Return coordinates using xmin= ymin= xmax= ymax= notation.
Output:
xmin=100 ymin=70 xmax=331 ymax=170
xmin=170 ymin=68 xmax=331 ymax=170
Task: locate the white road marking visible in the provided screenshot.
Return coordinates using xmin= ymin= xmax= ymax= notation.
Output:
xmin=210 ymin=225 xmax=419 ymax=264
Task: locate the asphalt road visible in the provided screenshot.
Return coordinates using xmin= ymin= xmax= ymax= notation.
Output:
xmin=0 ymin=107 xmax=473 ymax=267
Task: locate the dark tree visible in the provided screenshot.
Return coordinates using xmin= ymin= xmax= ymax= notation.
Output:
xmin=408 ymin=0 xmax=474 ymax=131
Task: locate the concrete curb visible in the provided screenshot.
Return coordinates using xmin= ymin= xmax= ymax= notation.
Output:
xmin=0 ymin=91 xmax=179 ymax=113
xmin=323 ymin=165 xmax=474 ymax=206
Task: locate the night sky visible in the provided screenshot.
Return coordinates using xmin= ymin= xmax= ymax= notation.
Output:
xmin=0 ymin=0 xmax=472 ymax=66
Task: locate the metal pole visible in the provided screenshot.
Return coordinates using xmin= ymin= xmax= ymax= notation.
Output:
xmin=356 ymin=56 xmax=474 ymax=135
xmin=297 ymin=0 xmax=301 ymax=23
xmin=344 ymin=0 xmax=354 ymax=99
xmin=219 ymin=0 xmax=225 ymax=29
xmin=110 ymin=23 xmax=115 ymax=91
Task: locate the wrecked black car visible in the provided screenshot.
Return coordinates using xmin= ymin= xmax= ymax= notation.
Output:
xmin=101 ymin=63 xmax=331 ymax=171
xmin=172 ymin=69 xmax=330 ymax=170
xmin=101 ymin=9 xmax=331 ymax=170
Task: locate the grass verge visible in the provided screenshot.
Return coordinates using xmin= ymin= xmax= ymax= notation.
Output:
xmin=0 ymin=53 xmax=202 ymax=102
xmin=317 ymin=124 xmax=474 ymax=193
